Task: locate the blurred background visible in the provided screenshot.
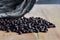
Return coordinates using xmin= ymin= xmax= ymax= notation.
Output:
xmin=36 ymin=0 xmax=60 ymax=4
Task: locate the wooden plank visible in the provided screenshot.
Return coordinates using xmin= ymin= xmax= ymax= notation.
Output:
xmin=25 ymin=5 xmax=60 ymax=40
xmin=0 ymin=31 xmax=36 ymax=40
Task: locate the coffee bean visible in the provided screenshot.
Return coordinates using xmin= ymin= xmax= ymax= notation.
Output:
xmin=0 ymin=17 xmax=56 ymax=34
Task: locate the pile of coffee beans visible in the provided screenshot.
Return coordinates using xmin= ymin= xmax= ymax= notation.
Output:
xmin=0 ymin=17 xmax=55 ymax=34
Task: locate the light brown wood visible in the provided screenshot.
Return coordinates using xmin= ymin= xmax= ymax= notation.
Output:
xmin=25 ymin=5 xmax=60 ymax=40
xmin=0 ymin=5 xmax=60 ymax=40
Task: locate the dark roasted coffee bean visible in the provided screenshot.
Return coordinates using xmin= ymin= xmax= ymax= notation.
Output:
xmin=0 ymin=25 xmax=4 ymax=30
xmin=0 ymin=17 xmax=56 ymax=34
xmin=17 ymin=31 xmax=22 ymax=35
xmin=48 ymin=22 xmax=56 ymax=28
xmin=28 ymin=29 xmax=32 ymax=33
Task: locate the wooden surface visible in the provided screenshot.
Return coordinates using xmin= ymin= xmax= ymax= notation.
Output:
xmin=0 ymin=5 xmax=60 ymax=40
